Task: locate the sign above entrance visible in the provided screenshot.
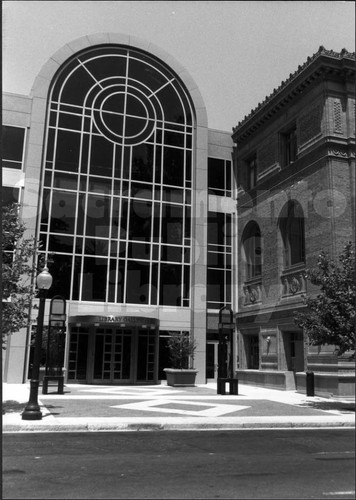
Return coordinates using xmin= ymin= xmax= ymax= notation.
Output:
xmin=69 ymin=315 xmax=159 ymax=327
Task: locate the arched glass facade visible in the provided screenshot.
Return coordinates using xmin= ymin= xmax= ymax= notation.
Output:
xmin=39 ymin=46 xmax=195 ymax=307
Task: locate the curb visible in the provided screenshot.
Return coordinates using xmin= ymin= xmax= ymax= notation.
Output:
xmin=3 ymin=423 xmax=355 ymax=433
xmin=3 ymin=418 xmax=355 ymax=433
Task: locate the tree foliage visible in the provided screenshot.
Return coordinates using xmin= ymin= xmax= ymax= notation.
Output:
xmin=166 ymin=332 xmax=197 ymax=369
xmin=2 ymin=203 xmax=40 ymax=348
xmin=294 ymin=242 xmax=355 ymax=355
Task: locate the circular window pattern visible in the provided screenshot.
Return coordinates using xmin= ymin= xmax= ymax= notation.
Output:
xmin=92 ymin=83 xmax=156 ymax=145
xmin=51 ymin=48 xmax=193 ymax=146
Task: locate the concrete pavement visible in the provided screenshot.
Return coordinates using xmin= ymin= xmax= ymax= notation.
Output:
xmin=2 ymin=382 xmax=355 ymax=432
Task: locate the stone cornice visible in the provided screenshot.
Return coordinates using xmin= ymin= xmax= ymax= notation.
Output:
xmin=236 ymin=300 xmax=306 ymax=324
xmin=232 ymin=47 xmax=355 ymax=144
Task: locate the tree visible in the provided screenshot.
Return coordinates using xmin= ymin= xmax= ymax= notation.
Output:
xmin=294 ymin=242 xmax=355 ymax=355
xmin=2 ymin=203 xmax=40 ymax=348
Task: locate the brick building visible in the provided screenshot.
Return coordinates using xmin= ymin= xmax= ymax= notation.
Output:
xmin=233 ymin=47 xmax=355 ymax=397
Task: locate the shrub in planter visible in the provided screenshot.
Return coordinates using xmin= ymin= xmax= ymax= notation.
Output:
xmin=164 ymin=332 xmax=198 ymax=386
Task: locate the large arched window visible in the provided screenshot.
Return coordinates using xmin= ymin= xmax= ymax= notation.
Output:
xmin=241 ymin=221 xmax=262 ymax=280
xmin=279 ymin=200 xmax=305 ymax=267
xmin=39 ymin=46 xmax=195 ymax=306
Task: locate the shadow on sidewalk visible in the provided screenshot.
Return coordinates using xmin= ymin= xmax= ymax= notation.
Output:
xmin=3 ymin=401 xmax=63 ymax=416
xmin=2 ymin=401 xmax=27 ymax=414
xmin=298 ymin=401 xmax=355 ymax=413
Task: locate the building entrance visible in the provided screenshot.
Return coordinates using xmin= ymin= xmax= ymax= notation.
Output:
xmin=67 ymin=316 xmax=159 ymax=385
xmin=282 ymin=331 xmax=304 ymax=372
xmin=93 ymin=328 xmax=132 ymax=383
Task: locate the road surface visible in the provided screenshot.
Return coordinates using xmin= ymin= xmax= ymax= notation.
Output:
xmin=3 ymin=429 xmax=355 ymax=499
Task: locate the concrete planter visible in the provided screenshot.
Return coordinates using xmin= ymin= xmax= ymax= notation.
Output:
xmin=164 ymin=368 xmax=198 ymax=387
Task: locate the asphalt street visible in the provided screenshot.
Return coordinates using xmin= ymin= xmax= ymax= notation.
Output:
xmin=3 ymin=429 xmax=355 ymax=499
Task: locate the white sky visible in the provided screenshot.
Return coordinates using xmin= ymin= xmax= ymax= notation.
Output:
xmin=2 ymin=0 xmax=355 ymax=131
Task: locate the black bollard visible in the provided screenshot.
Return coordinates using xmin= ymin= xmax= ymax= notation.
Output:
xmin=306 ymin=371 xmax=315 ymax=397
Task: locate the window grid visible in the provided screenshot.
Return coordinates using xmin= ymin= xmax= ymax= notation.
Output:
xmin=39 ymin=46 xmax=194 ymax=307
xmin=207 ymin=212 xmax=232 ymax=310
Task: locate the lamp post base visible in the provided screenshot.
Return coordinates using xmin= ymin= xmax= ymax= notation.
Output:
xmin=21 ymin=407 xmax=43 ymax=420
xmin=22 ymin=400 xmax=43 ymax=420
xmin=21 ymin=380 xmax=43 ymax=420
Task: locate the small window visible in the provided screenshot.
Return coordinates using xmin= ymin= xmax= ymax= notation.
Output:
xmin=2 ymin=126 xmax=26 ymax=169
xmin=246 ymin=155 xmax=257 ymax=190
xmin=281 ymin=126 xmax=297 ymax=167
xmin=208 ymin=157 xmax=232 ymax=196
xmin=2 ymin=186 xmax=20 ymax=207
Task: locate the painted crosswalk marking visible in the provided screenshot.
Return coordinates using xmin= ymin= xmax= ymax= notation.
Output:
xmin=81 ymin=387 xmax=185 ymax=396
xmin=111 ymin=399 xmax=250 ymax=416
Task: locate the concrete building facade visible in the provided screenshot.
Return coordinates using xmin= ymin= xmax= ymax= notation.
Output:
xmin=2 ymin=34 xmax=234 ymax=385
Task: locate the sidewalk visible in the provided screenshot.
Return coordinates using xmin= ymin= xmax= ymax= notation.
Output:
xmin=2 ymin=382 xmax=355 ymax=432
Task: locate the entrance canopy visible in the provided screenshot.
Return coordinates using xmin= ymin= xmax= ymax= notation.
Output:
xmin=69 ymin=315 xmax=159 ymax=328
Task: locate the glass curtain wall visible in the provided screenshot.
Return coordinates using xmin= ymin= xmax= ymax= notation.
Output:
xmin=39 ymin=46 xmax=194 ymax=307
xmin=207 ymin=212 xmax=232 ymax=309
xmin=207 ymin=158 xmax=233 ymax=310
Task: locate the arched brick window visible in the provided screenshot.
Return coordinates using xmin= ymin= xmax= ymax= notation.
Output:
xmin=241 ymin=221 xmax=262 ymax=280
xmin=279 ymin=200 xmax=305 ymax=267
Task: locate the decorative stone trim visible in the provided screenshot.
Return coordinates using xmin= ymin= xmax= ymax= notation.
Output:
xmin=281 ymin=266 xmax=306 ymax=297
xmin=243 ymin=279 xmax=262 ymax=305
xmin=333 ymin=99 xmax=343 ymax=134
xmin=328 ymin=147 xmax=353 ymax=158
xmin=236 ymin=185 xmax=246 ymax=199
xmin=257 ymin=162 xmax=281 ymax=182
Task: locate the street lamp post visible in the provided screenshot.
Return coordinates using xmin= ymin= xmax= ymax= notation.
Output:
xmin=217 ymin=306 xmax=238 ymax=395
xmin=22 ymin=266 xmax=53 ymax=420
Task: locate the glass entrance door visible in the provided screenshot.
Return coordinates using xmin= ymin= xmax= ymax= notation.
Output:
xmin=137 ymin=329 xmax=156 ymax=382
xmin=93 ymin=328 xmax=133 ymax=383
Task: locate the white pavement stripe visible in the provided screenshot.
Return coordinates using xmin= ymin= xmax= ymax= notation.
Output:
xmin=38 ymin=395 xmax=256 ymax=400
xmin=110 ymin=399 xmax=251 ymax=417
xmin=80 ymin=388 xmax=186 ymax=395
